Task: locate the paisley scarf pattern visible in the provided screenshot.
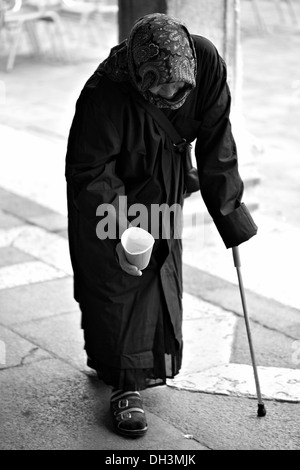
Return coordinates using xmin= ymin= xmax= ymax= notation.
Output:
xmin=97 ymin=13 xmax=197 ymax=109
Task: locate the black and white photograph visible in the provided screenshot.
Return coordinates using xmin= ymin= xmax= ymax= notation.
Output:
xmin=0 ymin=0 xmax=299 ymax=453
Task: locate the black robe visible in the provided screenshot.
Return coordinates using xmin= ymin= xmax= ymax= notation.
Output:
xmin=65 ymin=35 xmax=257 ymax=390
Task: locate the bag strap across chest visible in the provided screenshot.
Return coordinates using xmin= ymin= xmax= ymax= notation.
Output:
xmin=123 ymin=83 xmax=200 ymax=195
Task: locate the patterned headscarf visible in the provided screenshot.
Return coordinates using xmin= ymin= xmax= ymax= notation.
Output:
xmin=97 ymin=13 xmax=197 ymax=109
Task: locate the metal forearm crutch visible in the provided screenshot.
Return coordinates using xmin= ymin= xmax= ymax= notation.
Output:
xmin=232 ymin=246 xmax=267 ymax=417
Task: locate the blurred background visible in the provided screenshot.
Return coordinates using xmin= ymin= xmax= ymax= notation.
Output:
xmin=0 ymin=0 xmax=299 ymax=309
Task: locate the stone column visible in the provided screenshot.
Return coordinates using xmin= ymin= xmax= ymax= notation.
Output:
xmin=118 ymin=0 xmax=167 ymax=41
xmin=167 ymin=0 xmax=242 ymax=105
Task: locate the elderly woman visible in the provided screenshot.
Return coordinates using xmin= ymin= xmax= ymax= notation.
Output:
xmin=65 ymin=13 xmax=257 ymax=437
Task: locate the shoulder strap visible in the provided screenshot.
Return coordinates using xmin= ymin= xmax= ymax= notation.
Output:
xmin=125 ymin=84 xmax=187 ymax=150
xmin=123 ymin=83 xmax=200 ymax=195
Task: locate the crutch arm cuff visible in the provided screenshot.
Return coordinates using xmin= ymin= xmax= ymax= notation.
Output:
xmin=213 ymin=203 xmax=258 ymax=248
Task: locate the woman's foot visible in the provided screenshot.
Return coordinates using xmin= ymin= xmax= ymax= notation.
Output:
xmin=110 ymin=390 xmax=148 ymax=438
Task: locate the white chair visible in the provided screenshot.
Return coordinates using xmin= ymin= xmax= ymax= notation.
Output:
xmin=56 ymin=0 xmax=118 ymax=46
xmin=0 ymin=0 xmax=67 ymax=71
xmin=245 ymin=0 xmax=298 ymax=33
xmin=273 ymin=0 xmax=298 ymax=25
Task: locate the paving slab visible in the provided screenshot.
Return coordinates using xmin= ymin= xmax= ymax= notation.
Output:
xmin=0 ymin=246 xmax=35 ymax=269
xmin=0 ymin=261 xmax=66 ymax=290
xmin=181 ymin=293 xmax=237 ymax=375
xmin=231 ymin=317 xmax=300 ymax=369
xmin=12 ymin=310 xmax=88 ymax=373
xmin=11 ymin=225 xmax=73 ymax=275
xmin=0 ymin=276 xmax=77 ymax=326
xmin=183 ymin=264 xmax=300 ymax=340
xmin=56 ymin=228 xmax=68 ymax=239
xmin=0 ymin=126 xmax=67 ymax=216
xmin=143 ymin=385 xmax=300 ymax=450
xmin=0 ymin=359 xmax=208 ymax=451
xmin=27 ymin=212 xmax=68 ymax=233
xmin=0 ymin=224 xmax=72 ymax=274
xmin=0 ymin=324 xmax=52 ymax=370
xmin=0 ymin=210 xmax=23 ymax=229
xmin=14 ymin=290 xmax=299 ymax=404
xmin=183 ymin=215 xmax=300 ymax=312
xmin=0 ymin=189 xmax=68 ymax=233
xmin=9 ymin=291 xmax=238 ymax=377
xmin=168 ymin=363 xmax=300 ymax=402
xmin=0 ymin=187 xmax=54 ymax=221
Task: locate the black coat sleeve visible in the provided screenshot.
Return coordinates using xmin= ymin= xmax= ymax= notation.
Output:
xmin=194 ymin=37 xmax=258 ymax=248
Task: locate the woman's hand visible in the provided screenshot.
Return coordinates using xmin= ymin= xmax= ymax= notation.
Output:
xmin=116 ymin=242 xmax=142 ymax=276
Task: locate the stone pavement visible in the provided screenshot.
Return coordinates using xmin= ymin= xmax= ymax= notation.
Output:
xmin=1 ymin=172 xmax=300 ymax=451
xmin=0 ymin=0 xmax=300 ymax=451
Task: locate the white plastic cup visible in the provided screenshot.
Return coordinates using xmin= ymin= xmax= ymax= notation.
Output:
xmin=121 ymin=227 xmax=155 ymax=270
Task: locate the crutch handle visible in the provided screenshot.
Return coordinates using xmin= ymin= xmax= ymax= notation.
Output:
xmin=232 ymin=246 xmax=241 ymax=268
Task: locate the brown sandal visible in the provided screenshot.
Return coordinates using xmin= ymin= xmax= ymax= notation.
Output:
xmin=110 ymin=390 xmax=148 ymax=438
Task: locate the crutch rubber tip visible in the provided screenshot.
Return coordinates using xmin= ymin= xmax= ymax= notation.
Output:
xmin=257 ymin=403 xmax=267 ymax=417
